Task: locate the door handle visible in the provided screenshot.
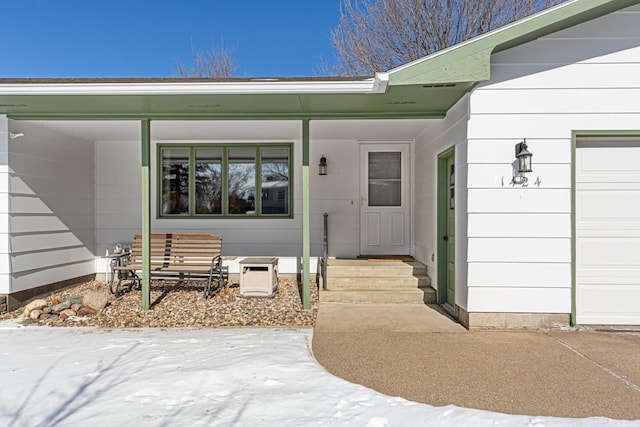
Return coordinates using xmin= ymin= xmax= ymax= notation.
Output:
xmin=443 ymin=236 xmax=449 ymax=241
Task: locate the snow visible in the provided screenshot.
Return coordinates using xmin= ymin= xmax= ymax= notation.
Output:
xmin=0 ymin=320 xmax=638 ymax=426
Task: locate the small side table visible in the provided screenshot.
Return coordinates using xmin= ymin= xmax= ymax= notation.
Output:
xmin=239 ymin=257 xmax=278 ymax=298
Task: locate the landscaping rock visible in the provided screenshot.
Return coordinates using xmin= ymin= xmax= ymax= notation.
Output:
xmin=83 ymin=291 xmax=109 ymax=311
xmin=59 ymin=309 xmax=76 ymax=321
xmin=23 ymin=299 xmax=48 ymax=317
xmin=29 ymin=309 xmax=42 ymax=320
xmin=67 ymin=295 xmax=83 ymax=305
xmin=52 ymin=301 xmax=72 ymax=313
xmin=76 ymin=306 xmax=97 ymax=316
xmin=39 ymin=313 xmax=51 ymax=320
xmin=70 ymin=303 xmax=82 ymax=312
xmin=42 ymin=307 xmax=52 ymax=314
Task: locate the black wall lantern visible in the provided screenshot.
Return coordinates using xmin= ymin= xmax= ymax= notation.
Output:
xmin=515 ymin=139 xmax=533 ymax=174
xmin=319 ymin=155 xmax=327 ymax=175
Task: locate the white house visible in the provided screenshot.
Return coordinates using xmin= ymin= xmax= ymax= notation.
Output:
xmin=0 ymin=0 xmax=639 ymax=328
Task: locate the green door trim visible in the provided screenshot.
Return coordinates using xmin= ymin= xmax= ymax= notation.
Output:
xmin=437 ymin=146 xmax=455 ymax=305
xmin=571 ymin=129 xmax=640 ymax=325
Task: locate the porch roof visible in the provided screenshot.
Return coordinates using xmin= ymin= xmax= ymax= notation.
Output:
xmin=0 ymin=0 xmax=637 ymax=121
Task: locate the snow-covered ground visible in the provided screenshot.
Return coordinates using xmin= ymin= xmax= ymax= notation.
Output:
xmin=0 ymin=320 xmax=637 ymax=426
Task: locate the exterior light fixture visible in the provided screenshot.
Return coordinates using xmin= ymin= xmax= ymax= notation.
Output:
xmin=319 ymin=155 xmax=327 ymax=176
xmin=515 ymin=139 xmax=533 ymax=174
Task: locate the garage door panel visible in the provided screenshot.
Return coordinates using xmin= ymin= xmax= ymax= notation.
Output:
xmin=578 ymin=145 xmax=640 ymax=174
xmin=576 ymin=139 xmax=640 ymax=325
xmin=577 ymin=191 xmax=640 ymax=220
xmin=577 ymin=284 xmax=640 ymax=325
xmin=578 ymin=238 xmax=640 ymax=267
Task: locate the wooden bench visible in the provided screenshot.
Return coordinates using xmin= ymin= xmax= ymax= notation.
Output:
xmin=110 ymin=233 xmax=226 ymax=299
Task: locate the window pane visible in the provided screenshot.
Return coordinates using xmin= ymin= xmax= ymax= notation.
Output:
xmin=368 ymin=151 xmax=401 ymax=206
xmin=369 ymin=181 xmax=401 ymax=206
xmin=261 ymin=148 xmax=289 ymax=215
xmin=161 ymin=148 xmax=189 ymax=215
xmin=228 ymin=148 xmax=256 ymax=215
xmin=195 ymin=148 xmax=222 ymax=215
xmin=369 ymin=152 xmax=401 ymax=179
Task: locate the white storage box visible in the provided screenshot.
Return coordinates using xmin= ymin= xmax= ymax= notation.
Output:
xmin=239 ymin=257 xmax=278 ymax=298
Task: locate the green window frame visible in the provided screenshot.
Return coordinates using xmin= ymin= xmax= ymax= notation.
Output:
xmin=158 ymin=143 xmax=293 ymax=219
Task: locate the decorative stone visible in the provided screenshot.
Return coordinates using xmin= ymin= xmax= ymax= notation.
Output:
xmin=23 ymin=299 xmax=48 ymax=317
xmin=42 ymin=307 xmax=52 ymax=314
xmin=52 ymin=301 xmax=72 ymax=313
xmin=67 ymin=295 xmax=83 ymax=305
xmin=29 ymin=309 xmax=42 ymax=320
xmin=83 ymin=291 xmax=109 ymax=311
xmin=76 ymin=306 xmax=97 ymax=316
xmin=70 ymin=303 xmax=82 ymax=312
xmin=39 ymin=313 xmax=51 ymax=320
xmin=51 ymin=297 xmax=61 ymax=305
xmin=59 ymin=308 xmax=76 ymax=320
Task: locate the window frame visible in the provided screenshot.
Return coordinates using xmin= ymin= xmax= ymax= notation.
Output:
xmin=157 ymin=142 xmax=293 ymax=219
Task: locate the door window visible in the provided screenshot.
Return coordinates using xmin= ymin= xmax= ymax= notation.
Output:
xmin=368 ymin=152 xmax=401 ymax=206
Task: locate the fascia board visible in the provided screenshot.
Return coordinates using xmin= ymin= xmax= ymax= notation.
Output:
xmin=0 ymin=80 xmax=378 ymax=96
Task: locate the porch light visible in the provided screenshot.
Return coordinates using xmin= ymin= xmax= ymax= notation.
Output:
xmin=319 ymin=155 xmax=327 ymax=176
xmin=515 ymin=140 xmax=533 ymax=173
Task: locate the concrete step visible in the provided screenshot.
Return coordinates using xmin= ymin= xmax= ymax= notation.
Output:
xmin=327 ymin=275 xmax=431 ymax=290
xmin=320 ymin=287 xmax=436 ymax=304
xmin=326 ymin=261 xmax=426 ymax=277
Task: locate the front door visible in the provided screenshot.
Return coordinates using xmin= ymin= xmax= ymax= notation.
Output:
xmin=359 ymin=143 xmax=411 ymax=255
xmin=438 ymin=148 xmax=455 ymax=307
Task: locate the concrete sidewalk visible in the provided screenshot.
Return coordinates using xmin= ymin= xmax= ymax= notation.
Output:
xmin=312 ymin=303 xmax=640 ymax=421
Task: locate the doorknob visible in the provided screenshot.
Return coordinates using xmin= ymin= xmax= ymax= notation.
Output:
xmin=443 ymin=236 xmax=449 ymax=241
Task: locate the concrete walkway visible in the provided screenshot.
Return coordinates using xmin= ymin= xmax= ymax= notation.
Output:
xmin=312 ymin=303 xmax=640 ymax=421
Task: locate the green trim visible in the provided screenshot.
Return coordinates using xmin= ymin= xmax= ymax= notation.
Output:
xmin=571 ymin=129 xmax=640 ymax=326
xmin=388 ymin=0 xmax=640 ymax=86
xmin=301 ymin=119 xmax=310 ymax=310
xmin=141 ymin=119 xmax=151 ymax=311
xmin=156 ymin=142 xmax=294 ymax=219
xmin=436 ymin=146 xmax=455 ymax=305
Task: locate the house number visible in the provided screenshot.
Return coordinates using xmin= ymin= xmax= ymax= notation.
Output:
xmin=501 ymin=176 xmax=542 ymax=187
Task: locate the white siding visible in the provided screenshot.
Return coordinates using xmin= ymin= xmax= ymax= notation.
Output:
xmin=465 ymin=4 xmax=640 ymax=313
xmin=414 ymin=94 xmax=469 ymax=309
xmin=7 ymin=120 xmax=95 ymax=293
xmin=0 ymin=116 xmax=10 ymax=293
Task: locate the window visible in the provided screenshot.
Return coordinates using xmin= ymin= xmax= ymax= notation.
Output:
xmin=159 ymin=144 xmax=292 ymax=218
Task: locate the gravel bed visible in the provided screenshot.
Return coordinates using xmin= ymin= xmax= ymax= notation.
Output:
xmin=1 ymin=279 xmax=319 ymax=328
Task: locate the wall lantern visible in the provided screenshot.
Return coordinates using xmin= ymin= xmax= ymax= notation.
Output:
xmin=319 ymin=155 xmax=328 ymax=176
xmin=515 ymin=139 xmax=533 ymax=174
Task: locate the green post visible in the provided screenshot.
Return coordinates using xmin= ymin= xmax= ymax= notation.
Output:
xmin=302 ymin=119 xmax=311 ymax=309
xmin=141 ymin=119 xmax=151 ymax=310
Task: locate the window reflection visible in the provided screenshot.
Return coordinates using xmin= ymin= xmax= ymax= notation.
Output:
xmin=161 ymin=148 xmax=189 ymax=214
xmin=228 ymin=148 xmax=256 ymax=215
xmin=261 ymin=148 xmax=289 ymax=215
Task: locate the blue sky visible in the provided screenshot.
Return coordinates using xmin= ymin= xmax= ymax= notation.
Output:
xmin=0 ymin=0 xmax=343 ymax=78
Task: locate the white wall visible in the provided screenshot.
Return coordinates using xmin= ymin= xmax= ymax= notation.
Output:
xmin=466 ymin=4 xmax=640 ymax=313
xmin=0 ymin=116 xmax=10 ymax=294
xmin=7 ymin=120 xmax=95 ymax=292
xmin=414 ymin=94 xmax=470 ymax=309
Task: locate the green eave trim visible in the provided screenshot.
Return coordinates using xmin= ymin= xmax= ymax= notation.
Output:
xmin=388 ymin=0 xmax=640 ymax=86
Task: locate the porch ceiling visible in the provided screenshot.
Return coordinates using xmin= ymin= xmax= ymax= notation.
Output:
xmin=27 ymin=118 xmax=435 ymax=142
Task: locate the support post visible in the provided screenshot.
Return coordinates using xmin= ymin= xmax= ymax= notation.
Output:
xmin=302 ymin=119 xmax=311 ymax=309
xmin=141 ymin=119 xmax=151 ymax=310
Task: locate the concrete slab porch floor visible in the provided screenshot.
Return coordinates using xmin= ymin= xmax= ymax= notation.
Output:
xmin=312 ymin=303 xmax=640 ymax=421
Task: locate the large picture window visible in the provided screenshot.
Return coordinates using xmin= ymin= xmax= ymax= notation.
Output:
xmin=159 ymin=144 xmax=292 ymax=218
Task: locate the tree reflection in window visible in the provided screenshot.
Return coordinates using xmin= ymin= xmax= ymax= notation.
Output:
xmin=161 ymin=148 xmax=189 ymax=214
xmin=261 ymin=148 xmax=289 ymax=215
xmin=195 ymin=148 xmax=222 ymax=214
xmin=228 ymin=148 xmax=256 ymax=215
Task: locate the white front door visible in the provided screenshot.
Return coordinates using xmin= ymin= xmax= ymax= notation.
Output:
xmin=359 ymin=143 xmax=411 ymax=255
